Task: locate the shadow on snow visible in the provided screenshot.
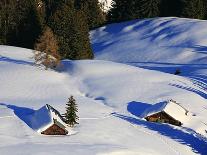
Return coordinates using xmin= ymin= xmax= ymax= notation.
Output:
xmin=127 ymin=101 xmax=151 ymax=117
xmin=126 ymin=62 xmax=207 ymax=99
xmin=170 ymin=83 xmax=207 ymax=99
xmin=0 ymin=103 xmax=35 ymax=129
xmin=0 ymin=56 xmax=33 ymax=66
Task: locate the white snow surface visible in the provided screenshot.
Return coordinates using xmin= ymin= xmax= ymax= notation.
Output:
xmin=1 ymin=17 xmax=207 ymax=155
xmin=91 ymin=17 xmax=207 ymax=64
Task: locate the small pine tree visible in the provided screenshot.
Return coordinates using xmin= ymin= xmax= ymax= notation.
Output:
xmin=34 ymin=26 xmax=60 ymax=69
xmin=65 ymin=96 xmax=79 ymax=127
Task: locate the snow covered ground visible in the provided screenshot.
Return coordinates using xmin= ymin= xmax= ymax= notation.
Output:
xmin=91 ymin=17 xmax=207 ymax=83
xmin=1 ymin=17 xmax=207 ymax=154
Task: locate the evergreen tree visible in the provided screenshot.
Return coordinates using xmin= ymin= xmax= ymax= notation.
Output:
xmin=0 ymin=0 xmax=17 ymax=45
xmin=140 ymin=0 xmax=160 ymax=18
xmin=34 ymin=26 xmax=60 ymax=69
xmin=75 ymin=0 xmax=105 ymax=29
xmin=13 ymin=0 xmax=42 ymax=48
xmin=65 ymin=96 xmax=79 ymax=127
xmin=43 ymin=0 xmax=65 ymax=21
xmin=107 ymin=0 xmax=142 ymax=22
xmin=0 ymin=0 xmax=42 ymax=48
xmin=183 ymin=0 xmax=206 ymax=19
xmin=35 ymin=0 xmax=46 ymax=29
xmin=49 ymin=1 xmax=93 ymax=60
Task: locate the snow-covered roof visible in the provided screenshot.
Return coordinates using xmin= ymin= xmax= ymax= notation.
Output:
xmin=29 ymin=104 xmax=69 ymax=134
xmin=142 ymin=100 xmax=188 ymax=122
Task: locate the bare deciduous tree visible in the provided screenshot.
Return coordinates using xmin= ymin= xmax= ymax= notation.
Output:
xmin=34 ymin=26 xmax=60 ymax=69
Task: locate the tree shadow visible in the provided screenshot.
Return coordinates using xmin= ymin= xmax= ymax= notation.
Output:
xmin=112 ymin=112 xmax=207 ymax=154
xmin=125 ymin=62 xmax=207 ymax=98
xmin=127 ymin=101 xmax=151 ymax=117
xmin=0 ymin=103 xmax=35 ymax=128
xmin=163 ymin=45 xmax=207 ymax=54
xmin=169 ymin=83 xmax=207 ymax=99
xmin=0 ymin=56 xmax=33 ymax=66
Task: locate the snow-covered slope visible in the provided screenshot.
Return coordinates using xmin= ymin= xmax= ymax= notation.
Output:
xmin=91 ymin=17 xmax=207 ymax=111
xmin=0 ymin=45 xmax=207 ymax=154
xmin=91 ymin=17 xmax=207 ymax=64
xmin=91 ymin=17 xmax=207 ymax=88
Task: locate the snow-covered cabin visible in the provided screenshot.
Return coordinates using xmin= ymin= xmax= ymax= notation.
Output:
xmin=142 ymin=100 xmax=188 ymax=126
xmin=30 ymin=104 xmax=69 ymax=135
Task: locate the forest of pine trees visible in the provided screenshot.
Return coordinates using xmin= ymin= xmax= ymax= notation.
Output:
xmin=0 ymin=0 xmax=102 ymax=60
xmin=108 ymin=0 xmax=207 ymax=22
xmin=1 ymin=0 xmax=207 ymax=60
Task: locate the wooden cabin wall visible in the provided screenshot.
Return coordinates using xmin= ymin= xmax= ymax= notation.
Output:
xmin=41 ymin=124 xmax=68 ymax=135
xmin=146 ymin=112 xmax=182 ymax=126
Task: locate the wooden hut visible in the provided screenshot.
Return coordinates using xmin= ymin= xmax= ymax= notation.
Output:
xmin=41 ymin=119 xmax=68 ymax=135
xmin=142 ymin=100 xmax=188 ymax=126
xmin=33 ymin=104 xmax=69 ymax=135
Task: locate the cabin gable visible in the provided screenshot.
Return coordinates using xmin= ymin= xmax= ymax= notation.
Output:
xmin=145 ymin=111 xmax=182 ymax=126
xmin=41 ymin=124 xmax=68 ymax=135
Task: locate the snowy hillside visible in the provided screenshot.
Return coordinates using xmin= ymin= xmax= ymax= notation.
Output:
xmin=1 ymin=17 xmax=207 ymax=155
xmin=0 ymin=45 xmax=207 ymax=155
xmin=91 ymin=17 xmax=207 ymax=64
xmin=91 ymin=17 xmax=207 ymax=86
xmin=91 ymin=17 xmax=207 ymax=106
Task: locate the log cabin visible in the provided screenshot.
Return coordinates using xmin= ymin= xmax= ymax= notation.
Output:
xmin=142 ymin=100 xmax=188 ymax=126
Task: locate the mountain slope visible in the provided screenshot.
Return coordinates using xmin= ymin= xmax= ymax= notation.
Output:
xmin=91 ymin=17 xmax=207 ymax=64
xmin=91 ymin=17 xmax=207 ymax=105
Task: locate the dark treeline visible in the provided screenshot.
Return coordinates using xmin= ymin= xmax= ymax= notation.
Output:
xmin=1 ymin=0 xmax=207 ymax=60
xmin=0 ymin=0 xmax=104 ymax=60
xmin=108 ymin=0 xmax=207 ymax=22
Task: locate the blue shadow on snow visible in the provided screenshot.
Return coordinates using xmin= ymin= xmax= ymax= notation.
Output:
xmin=127 ymin=101 xmax=151 ymax=117
xmin=0 ymin=103 xmax=35 ymax=128
xmin=170 ymin=83 xmax=207 ymax=99
xmin=0 ymin=56 xmax=33 ymax=66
